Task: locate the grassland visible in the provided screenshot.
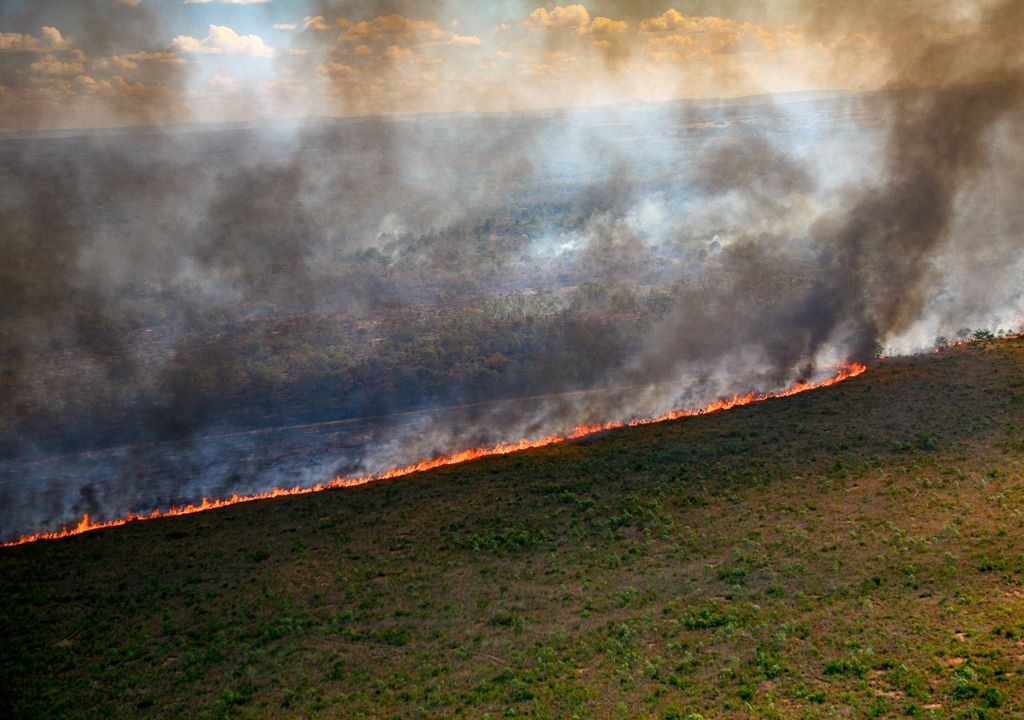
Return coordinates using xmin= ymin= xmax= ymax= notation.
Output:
xmin=4 ymin=339 xmax=1024 ymax=719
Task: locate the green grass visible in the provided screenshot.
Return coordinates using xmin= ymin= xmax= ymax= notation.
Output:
xmin=3 ymin=339 xmax=1024 ymax=718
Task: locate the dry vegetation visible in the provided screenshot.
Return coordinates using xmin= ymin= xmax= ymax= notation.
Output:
xmin=4 ymin=338 xmax=1024 ymax=719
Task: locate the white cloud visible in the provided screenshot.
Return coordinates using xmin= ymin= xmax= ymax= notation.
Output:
xmin=273 ymin=23 xmax=297 ymax=31
xmin=172 ymin=25 xmax=275 ymax=58
xmin=303 ymin=16 xmax=334 ymax=31
xmin=208 ymin=74 xmax=240 ymax=92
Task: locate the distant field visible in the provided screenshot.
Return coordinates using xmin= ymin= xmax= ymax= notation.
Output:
xmin=4 ymin=338 xmax=1024 ymax=719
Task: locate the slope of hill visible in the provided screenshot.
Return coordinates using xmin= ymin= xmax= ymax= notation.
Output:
xmin=3 ymin=339 xmax=1024 ymax=719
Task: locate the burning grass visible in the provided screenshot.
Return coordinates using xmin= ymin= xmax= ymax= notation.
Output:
xmin=2 ymin=363 xmax=865 ymax=548
xmin=3 ymin=341 xmax=1024 ymax=718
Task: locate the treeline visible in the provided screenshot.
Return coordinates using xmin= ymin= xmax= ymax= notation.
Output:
xmin=0 ymin=282 xmax=679 ymax=459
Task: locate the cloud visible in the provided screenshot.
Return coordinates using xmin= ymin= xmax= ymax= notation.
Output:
xmin=184 ymin=0 xmax=271 ymax=4
xmin=0 ymin=27 xmax=71 ymax=53
xmin=634 ymin=10 xmax=805 ymax=61
xmin=207 ymin=74 xmax=240 ymax=92
xmin=646 ymin=34 xmax=700 ymax=62
xmin=0 ymin=33 xmax=43 ymax=52
xmin=171 ymin=25 xmax=275 ymax=58
xmin=73 ymin=74 xmax=104 ymax=92
xmin=29 ymin=52 xmax=86 ymax=75
xmin=639 ymin=10 xmax=735 ymax=35
xmin=522 ymin=4 xmax=591 ymax=29
xmin=378 ymin=44 xmax=442 ymax=69
xmin=303 ymin=16 xmax=334 ymax=31
xmin=528 ymin=49 xmax=575 ymax=78
xmin=62 ymin=73 xmax=176 ymax=108
xmin=0 ymin=1 xmax=190 ymax=130
xmin=341 ymin=14 xmax=446 ymax=42
xmin=581 ymin=17 xmax=629 ymax=35
xmin=303 ymin=13 xmax=479 ymax=49
xmin=0 ymin=0 xmax=981 ymax=131
xmin=447 ymin=34 xmax=481 ymax=46
xmin=95 ymin=51 xmax=184 ymax=71
xmin=40 ymin=27 xmax=72 ymax=50
xmin=316 ymin=61 xmax=357 ymax=78
xmin=382 ymin=44 xmax=414 ymax=61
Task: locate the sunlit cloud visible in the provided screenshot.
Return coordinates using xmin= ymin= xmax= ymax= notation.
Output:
xmin=0 ymin=27 xmax=72 ymax=53
xmin=522 ymin=4 xmax=590 ymax=29
xmin=0 ymin=1 xmax=1008 ymax=130
xmin=303 ymin=16 xmax=335 ymax=31
xmin=172 ymin=25 xmax=275 ymax=58
xmin=29 ymin=52 xmax=86 ymax=75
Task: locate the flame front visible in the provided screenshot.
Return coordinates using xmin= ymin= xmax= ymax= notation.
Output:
xmin=2 ymin=363 xmax=866 ymax=548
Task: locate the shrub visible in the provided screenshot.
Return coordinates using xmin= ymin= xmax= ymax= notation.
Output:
xmin=681 ymin=603 xmax=730 ymax=630
xmin=824 ymin=658 xmax=864 ymax=678
xmin=980 ymin=686 xmax=1004 ymax=708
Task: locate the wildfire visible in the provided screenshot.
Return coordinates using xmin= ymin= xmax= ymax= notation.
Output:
xmin=2 ymin=362 xmax=866 ymax=548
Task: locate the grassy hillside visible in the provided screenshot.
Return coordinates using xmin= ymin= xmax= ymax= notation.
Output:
xmin=4 ymin=339 xmax=1024 ymax=719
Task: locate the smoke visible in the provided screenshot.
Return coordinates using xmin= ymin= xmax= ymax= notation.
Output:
xmin=0 ymin=0 xmax=188 ymax=129
xmin=623 ymin=0 xmax=1024 ymax=394
xmin=1 ymin=1 xmax=1022 ymax=539
xmin=804 ymin=0 xmax=1024 ymax=357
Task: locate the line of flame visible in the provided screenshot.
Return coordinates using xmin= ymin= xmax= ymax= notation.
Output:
xmin=1 ymin=363 xmax=866 ymax=548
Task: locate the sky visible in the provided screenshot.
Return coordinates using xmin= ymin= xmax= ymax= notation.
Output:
xmin=0 ymin=1 xmax=1005 ymax=128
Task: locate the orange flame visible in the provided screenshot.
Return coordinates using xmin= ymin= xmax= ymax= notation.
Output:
xmin=1 ymin=362 xmax=866 ymax=548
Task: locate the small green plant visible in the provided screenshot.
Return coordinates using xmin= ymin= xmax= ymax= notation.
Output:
xmin=824 ymin=658 xmax=864 ymax=678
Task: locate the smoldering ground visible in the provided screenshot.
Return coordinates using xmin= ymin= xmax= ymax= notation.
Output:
xmin=1 ymin=1 xmax=1022 ymax=539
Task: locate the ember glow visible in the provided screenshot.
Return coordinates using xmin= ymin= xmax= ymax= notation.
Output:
xmin=2 ymin=362 xmax=865 ymax=548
